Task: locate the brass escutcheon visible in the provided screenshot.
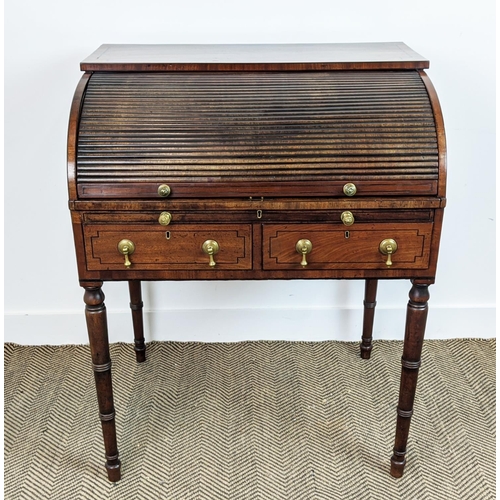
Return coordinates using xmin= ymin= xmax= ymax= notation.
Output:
xmin=158 ymin=211 xmax=172 ymax=226
xmin=341 ymin=211 xmax=355 ymax=226
xmin=158 ymin=184 xmax=171 ymax=197
xmin=295 ymin=239 xmax=312 ymax=267
xmin=202 ymin=240 xmax=220 ymax=267
xmin=117 ymin=239 xmax=135 ymax=268
xmin=343 ymin=183 xmax=357 ymax=197
xmin=379 ymin=238 xmax=398 ymax=267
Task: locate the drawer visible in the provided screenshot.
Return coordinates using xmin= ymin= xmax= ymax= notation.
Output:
xmin=84 ymin=224 xmax=252 ymax=271
xmin=263 ymin=223 xmax=433 ymax=270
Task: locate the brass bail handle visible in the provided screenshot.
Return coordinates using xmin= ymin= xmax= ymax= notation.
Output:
xmin=202 ymin=240 xmax=220 ymax=267
xmin=379 ymin=238 xmax=398 ymax=267
xmin=117 ymin=239 xmax=135 ymax=268
xmin=295 ymin=239 xmax=312 ymax=267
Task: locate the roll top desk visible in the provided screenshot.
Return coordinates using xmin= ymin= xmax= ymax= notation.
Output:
xmin=67 ymin=43 xmax=446 ymax=482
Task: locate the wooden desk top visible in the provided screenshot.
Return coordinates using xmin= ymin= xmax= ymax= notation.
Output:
xmin=80 ymin=42 xmax=429 ymax=72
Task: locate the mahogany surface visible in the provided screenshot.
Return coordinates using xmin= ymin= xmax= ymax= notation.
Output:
xmin=81 ymin=42 xmax=429 ymax=71
xmin=76 ymin=70 xmax=438 ymax=199
xmin=361 ymin=279 xmax=378 ymax=359
xmin=84 ymin=286 xmax=121 ymax=481
xmin=68 ymin=43 xmax=446 ymax=483
xmin=128 ymin=280 xmax=146 ymax=363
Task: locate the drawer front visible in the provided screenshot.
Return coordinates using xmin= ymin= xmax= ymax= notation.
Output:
xmin=84 ymin=224 xmax=252 ymax=271
xmin=263 ymin=223 xmax=433 ymax=270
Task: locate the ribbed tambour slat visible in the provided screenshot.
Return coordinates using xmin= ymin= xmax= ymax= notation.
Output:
xmin=77 ymin=71 xmax=438 ymax=187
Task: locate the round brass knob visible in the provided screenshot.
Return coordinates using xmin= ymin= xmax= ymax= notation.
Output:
xmin=158 ymin=184 xmax=171 ymax=197
xmin=117 ymin=239 xmax=135 ymax=268
xmin=379 ymin=238 xmax=398 ymax=267
xmin=295 ymin=239 xmax=312 ymax=267
xmin=343 ymin=183 xmax=357 ymax=197
xmin=202 ymin=240 xmax=220 ymax=267
xmin=158 ymin=212 xmax=172 ymax=226
xmin=341 ymin=211 xmax=355 ymax=226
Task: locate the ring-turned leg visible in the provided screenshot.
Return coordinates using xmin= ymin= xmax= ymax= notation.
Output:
xmin=128 ymin=280 xmax=146 ymax=363
xmin=390 ymin=280 xmax=430 ymax=478
xmin=360 ymin=279 xmax=378 ymax=359
xmin=84 ymin=285 xmax=121 ymax=482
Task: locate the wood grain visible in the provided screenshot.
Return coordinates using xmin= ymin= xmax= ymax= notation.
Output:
xmin=419 ymin=70 xmax=447 ymax=199
xmin=85 ymin=224 xmax=252 ymax=271
xmin=75 ymin=71 xmax=439 ymax=199
xmin=67 ymin=72 xmax=91 ymax=201
xmin=263 ymin=223 xmax=432 ymax=270
xmin=71 ymin=198 xmax=445 ymax=211
xmin=80 ymin=42 xmax=429 ymax=71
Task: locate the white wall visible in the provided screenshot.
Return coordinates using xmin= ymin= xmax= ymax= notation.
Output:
xmin=4 ymin=0 xmax=496 ymax=345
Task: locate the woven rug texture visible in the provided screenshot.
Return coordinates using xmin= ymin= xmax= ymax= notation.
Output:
xmin=4 ymin=339 xmax=496 ymax=500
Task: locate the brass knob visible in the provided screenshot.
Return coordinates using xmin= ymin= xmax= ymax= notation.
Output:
xmin=295 ymin=239 xmax=312 ymax=267
xmin=341 ymin=211 xmax=355 ymax=226
xmin=158 ymin=184 xmax=171 ymax=197
xmin=117 ymin=239 xmax=135 ymax=268
xmin=202 ymin=240 xmax=220 ymax=267
xmin=379 ymin=239 xmax=398 ymax=267
xmin=158 ymin=212 xmax=172 ymax=226
xmin=343 ymin=183 xmax=357 ymax=197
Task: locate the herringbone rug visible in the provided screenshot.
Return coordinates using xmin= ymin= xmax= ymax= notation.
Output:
xmin=4 ymin=339 xmax=495 ymax=500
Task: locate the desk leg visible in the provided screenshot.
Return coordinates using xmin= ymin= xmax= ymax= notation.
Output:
xmin=84 ymin=285 xmax=121 ymax=482
xmin=128 ymin=280 xmax=146 ymax=363
xmin=360 ymin=279 xmax=378 ymax=359
xmin=390 ymin=280 xmax=430 ymax=478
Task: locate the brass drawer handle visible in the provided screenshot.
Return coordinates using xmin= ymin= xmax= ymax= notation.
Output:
xmin=343 ymin=183 xmax=357 ymax=197
xmin=117 ymin=239 xmax=135 ymax=268
xmin=158 ymin=211 xmax=172 ymax=226
xmin=295 ymin=239 xmax=312 ymax=267
xmin=202 ymin=240 xmax=220 ymax=267
xmin=158 ymin=184 xmax=171 ymax=197
xmin=379 ymin=239 xmax=398 ymax=267
xmin=341 ymin=211 xmax=355 ymax=226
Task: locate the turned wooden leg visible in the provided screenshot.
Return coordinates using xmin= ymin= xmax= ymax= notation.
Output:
xmin=128 ymin=280 xmax=146 ymax=363
xmin=390 ymin=280 xmax=430 ymax=478
xmin=360 ymin=279 xmax=378 ymax=359
xmin=84 ymin=285 xmax=121 ymax=482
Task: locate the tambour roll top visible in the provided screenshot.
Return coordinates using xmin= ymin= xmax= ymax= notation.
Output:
xmin=69 ymin=43 xmax=446 ymax=201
